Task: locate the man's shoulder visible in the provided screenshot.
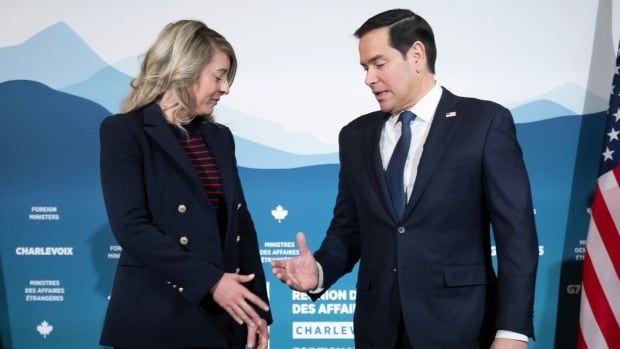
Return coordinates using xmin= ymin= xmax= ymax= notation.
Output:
xmin=444 ymin=88 xmax=505 ymax=111
xmin=447 ymin=89 xmax=510 ymax=118
xmin=343 ymin=111 xmax=386 ymax=130
xmin=462 ymin=98 xmax=508 ymax=114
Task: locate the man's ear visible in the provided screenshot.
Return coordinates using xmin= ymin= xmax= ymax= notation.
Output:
xmin=408 ymin=41 xmax=426 ymax=73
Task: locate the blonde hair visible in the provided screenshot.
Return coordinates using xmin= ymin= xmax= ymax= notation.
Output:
xmin=122 ymin=20 xmax=237 ymax=126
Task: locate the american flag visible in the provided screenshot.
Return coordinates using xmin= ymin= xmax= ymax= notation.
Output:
xmin=577 ymin=42 xmax=620 ymax=349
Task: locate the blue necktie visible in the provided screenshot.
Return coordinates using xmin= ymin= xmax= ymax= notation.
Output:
xmin=385 ymin=110 xmax=416 ymax=220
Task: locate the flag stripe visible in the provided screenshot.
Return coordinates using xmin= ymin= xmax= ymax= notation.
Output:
xmin=591 ymin=185 xmax=620 ymax=278
xmin=576 ymin=327 xmax=588 ymax=349
xmin=600 ymin=168 xmax=620 ymax=233
xmin=579 ymin=287 xmax=609 ymax=349
xmin=613 ymin=167 xmax=620 ymax=187
xmin=582 ymin=252 xmax=620 ymax=348
xmin=586 ymin=217 xmax=620 ymax=323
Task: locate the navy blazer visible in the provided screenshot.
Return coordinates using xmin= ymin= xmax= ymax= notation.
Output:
xmin=99 ymin=103 xmax=271 ymax=348
xmin=313 ymin=88 xmax=538 ymax=348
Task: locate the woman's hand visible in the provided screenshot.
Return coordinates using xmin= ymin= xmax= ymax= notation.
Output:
xmin=211 ymin=273 xmax=270 ymax=348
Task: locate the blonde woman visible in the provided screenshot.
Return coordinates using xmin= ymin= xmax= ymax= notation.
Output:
xmin=99 ymin=20 xmax=271 ymax=349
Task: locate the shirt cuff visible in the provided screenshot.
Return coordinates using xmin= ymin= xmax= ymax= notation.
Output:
xmin=496 ymin=330 xmax=528 ymax=342
xmin=308 ymin=261 xmax=324 ymax=294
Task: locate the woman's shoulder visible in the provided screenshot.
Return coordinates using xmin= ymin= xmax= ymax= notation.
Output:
xmin=101 ymin=104 xmax=151 ymax=130
xmin=99 ymin=108 xmax=152 ymax=145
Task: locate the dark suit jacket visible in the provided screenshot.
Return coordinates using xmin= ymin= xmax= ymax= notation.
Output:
xmin=99 ymin=103 xmax=271 ymax=348
xmin=313 ymin=88 xmax=538 ymax=349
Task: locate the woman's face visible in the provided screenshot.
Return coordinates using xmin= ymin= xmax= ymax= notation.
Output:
xmin=189 ymin=50 xmax=231 ymax=116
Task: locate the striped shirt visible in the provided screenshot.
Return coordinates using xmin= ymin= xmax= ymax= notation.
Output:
xmin=177 ymin=134 xmax=224 ymax=212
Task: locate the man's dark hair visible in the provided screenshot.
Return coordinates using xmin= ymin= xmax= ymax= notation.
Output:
xmin=354 ymin=9 xmax=437 ymax=74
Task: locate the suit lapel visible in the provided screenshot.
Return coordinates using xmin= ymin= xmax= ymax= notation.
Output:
xmin=403 ymin=88 xmax=462 ymax=219
xmin=199 ymin=121 xmax=235 ymax=220
xmin=362 ymin=112 xmax=397 ymax=221
xmin=142 ymin=104 xmax=204 ymax=191
xmin=143 ymin=103 xmax=235 ymax=239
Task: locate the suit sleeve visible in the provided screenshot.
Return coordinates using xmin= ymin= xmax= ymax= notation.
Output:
xmin=229 ymin=130 xmax=273 ymax=324
xmin=312 ymin=127 xmax=362 ymax=297
xmin=99 ymin=116 xmax=224 ymax=305
xmin=482 ymin=107 xmax=538 ymax=338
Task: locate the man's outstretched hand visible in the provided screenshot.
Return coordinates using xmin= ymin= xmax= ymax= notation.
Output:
xmin=271 ymin=232 xmax=319 ymax=291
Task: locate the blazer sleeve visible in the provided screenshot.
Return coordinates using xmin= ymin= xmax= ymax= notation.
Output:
xmin=99 ymin=116 xmax=224 ymax=305
xmin=312 ymin=127 xmax=362 ymax=296
xmin=482 ymin=107 xmax=539 ymax=338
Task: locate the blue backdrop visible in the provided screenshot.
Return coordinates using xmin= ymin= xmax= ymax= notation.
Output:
xmin=0 ymin=6 xmax=614 ymax=348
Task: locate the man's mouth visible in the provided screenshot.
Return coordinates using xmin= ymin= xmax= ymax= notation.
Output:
xmin=373 ymin=90 xmax=388 ymax=99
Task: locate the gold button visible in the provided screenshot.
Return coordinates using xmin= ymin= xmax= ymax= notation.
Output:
xmin=235 ymin=268 xmax=240 ymax=274
xmin=177 ymin=204 xmax=187 ymax=214
xmin=179 ymin=236 xmax=189 ymax=246
xmin=236 ymin=235 xmax=241 ymax=243
xmin=172 ymin=284 xmax=177 ymax=288
xmin=178 ymin=287 xmax=184 ymax=293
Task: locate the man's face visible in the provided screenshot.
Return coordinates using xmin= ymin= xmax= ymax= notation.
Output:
xmin=359 ymin=27 xmax=420 ymax=114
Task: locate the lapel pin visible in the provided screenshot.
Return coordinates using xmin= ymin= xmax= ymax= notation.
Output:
xmin=445 ymin=111 xmax=457 ymax=118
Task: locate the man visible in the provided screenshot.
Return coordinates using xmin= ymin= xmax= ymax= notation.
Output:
xmin=272 ymin=9 xmax=538 ymax=349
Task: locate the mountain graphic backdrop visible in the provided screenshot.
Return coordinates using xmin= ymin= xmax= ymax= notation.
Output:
xmin=0 ymin=21 xmax=610 ymax=349
xmin=0 ymin=22 xmax=107 ymax=88
xmin=0 ymin=77 xmax=607 ymax=349
xmin=0 ymin=21 xmax=606 ymax=160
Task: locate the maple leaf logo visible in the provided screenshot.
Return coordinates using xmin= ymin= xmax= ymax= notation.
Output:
xmin=271 ymin=205 xmax=288 ymax=223
xmin=37 ymin=320 xmax=53 ymax=338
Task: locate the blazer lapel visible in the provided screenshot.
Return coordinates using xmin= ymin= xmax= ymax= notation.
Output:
xmin=362 ymin=112 xmax=397 ymax=221
xmin=142 ymin=104 xmax=204 ymax=191
xmin=403 ymin=87 xmax=462 ymax=219
xmin=199 ymin=121 xmax=235 ymax=219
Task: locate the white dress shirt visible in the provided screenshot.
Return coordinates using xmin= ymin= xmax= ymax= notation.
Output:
xmin=314 ymin=81 xmax=527 ymax=343
xmin=379 ymin=82 xmax=442 ymax=201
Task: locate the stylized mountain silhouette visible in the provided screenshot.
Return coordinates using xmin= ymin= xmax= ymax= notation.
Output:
xmin=511 ymin=99 xmax=576 ymax=123
xmin=1 ymin=78 xmax=605 ymax=188
xmin=0 ymin=22 xmax=107 ymax=88
xmin=216 ymin=105 xmax=337 ymax=154
xmin=235 ymin=137 xmax=337 ymax=168
xmin=61 ymin=66 xmax=132 ymax=114
xmin=508 ymin=82 xmax=608 ymax=117
xmin=0 ymin=80 xmax=108 ymax=188
xmin=54 ymin=65 xmax=338 ymax=155
xmin=112 ymin=55 xmax=142 ymax=77
xmin=0 ymin=80 xmax=336 ymax=169
xmin=2 ymin=23 xmax=607 ymax=154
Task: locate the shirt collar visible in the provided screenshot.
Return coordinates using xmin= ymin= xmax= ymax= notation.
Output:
xmin=387 ymin=82 xmax=443 ymax=127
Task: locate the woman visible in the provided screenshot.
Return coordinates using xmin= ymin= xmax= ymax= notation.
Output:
xmin=99 ymin=20 xmax=271 ymax=349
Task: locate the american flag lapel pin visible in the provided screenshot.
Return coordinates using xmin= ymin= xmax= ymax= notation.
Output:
xmin=446 ymin=111 xmax=457 ymax=118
